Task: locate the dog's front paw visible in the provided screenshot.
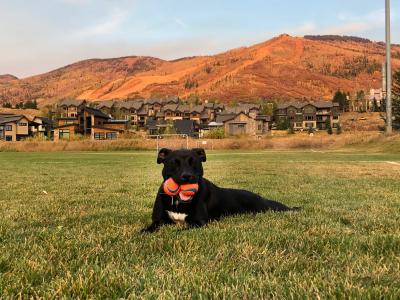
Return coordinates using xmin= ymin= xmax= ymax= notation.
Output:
xmin=140 ymin=223 xmax=160 ymax=234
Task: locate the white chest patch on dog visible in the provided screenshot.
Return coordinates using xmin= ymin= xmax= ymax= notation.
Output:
xmin=167 ymin=211 xmax=188 ymax=225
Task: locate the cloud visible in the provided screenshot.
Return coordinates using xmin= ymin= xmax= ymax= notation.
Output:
xmin=75 ymin=7 xmax=127 ymax=37
xmin=174 ymin=18 xmax=186 ymax=28
xmin=324 ymin=9 xmax=386 ymax=35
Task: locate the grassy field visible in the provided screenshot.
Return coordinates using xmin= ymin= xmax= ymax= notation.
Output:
xmin=0 ymin=150 xmax=400 ymax=298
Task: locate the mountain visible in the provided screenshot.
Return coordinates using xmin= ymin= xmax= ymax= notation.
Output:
xmin=0 ymin=74 xmax=18 ymax=84
xmin=1 ymin=34 xmax=400 ymax=106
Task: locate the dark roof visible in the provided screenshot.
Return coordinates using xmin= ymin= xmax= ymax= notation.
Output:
xmin=137 ymin=106 xmax=148 ymax=115
xmin=173 ymin=120 xmax=196 ymax=135
xmin=163 ymin=104 xmax=179 ymax=112
xmin=96 ymin=100 xmax=116 ymax=109
xmin=176 ymin=105 xmax=191 ymax=113
xmin=83 ymin=107 xmax=110 ymax=119
xmin=191 ymin=105 xmax=205 ymax=113
xmin=216 ymin=113 xmax=236 ymax=123
xmin=164 ymin=96 xmax=179 ymax=104
xmin=277 ymin=102 xmax=304 ymax=109
xmin=0 ymin=114 xmax=25 ymax=124
xmin=118 ymin=100 xmax=144 ymax=110
xmin=277 ymin=101 xmax=337 ymax=110
xmin=145 ymin=98 xmax=163 ymax=105
xmin=59 ymin=99 xmax=86 ymax=107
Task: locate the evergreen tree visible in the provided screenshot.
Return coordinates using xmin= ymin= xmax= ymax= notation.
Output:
xmin=288 ymin=123 xmax=295 ymax=134
xmin=332 ymin=90 xmax=346 ymax=112
xmin=391 ymin=70 xmax=400 ymax=128
xmin=326 ymin=118 xmax=333 ymax=135
xmin=336 ymin=123 xmax=342 ymax=134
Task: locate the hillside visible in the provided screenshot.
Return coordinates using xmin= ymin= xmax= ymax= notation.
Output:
xmin=1 ymin=34 xmax=400 ymax=106
xmin=0 ymin=74 xmax=18 ymax=84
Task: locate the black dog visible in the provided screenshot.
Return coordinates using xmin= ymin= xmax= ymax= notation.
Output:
xmin=142 ymin=148 xmax=301 ymax=233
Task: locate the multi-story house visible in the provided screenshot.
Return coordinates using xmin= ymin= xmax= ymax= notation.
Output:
xmin=54 ymin=105 xmax=128 ymax=141
xmin=215 ymin=112 xmax=270 ymax=136
xmin=275 ymin=101 xmax=340 ymax=130
xmin=0 ymin=113 xmax=52 ymax=141
xmin=118 ymin=100 xmax=144 ymax=125
xmin=97 ymin=100 xmax=117 ymax=116
xmin=59 ymin=99 xmax=87 ymax=118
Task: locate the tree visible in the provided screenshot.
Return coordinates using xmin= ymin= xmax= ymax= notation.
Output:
xmin=356 ymin=90 xmax=365 ymax=100
xmin=332 ymin=90 xmax=347 ymax=112
xmin=336 ymin=123 xmax=342 ymax=134
xmin=276 ymin=118 xmax=290 ymax=130
xmin=287 ymin=123 xmax=295 ymax=134
xmin=260 ymin=100 xmax=277 ymax=116
xmin=326 ymin=118 xmax=333 ymax=135
xmin=391 ymin=69 xmax=400 ymax=129
xmin=2 ymin=102 xmax=12 ymax=108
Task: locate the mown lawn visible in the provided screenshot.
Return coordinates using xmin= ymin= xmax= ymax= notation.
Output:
xmin=0 ymin=150 xmax=399 ymax=298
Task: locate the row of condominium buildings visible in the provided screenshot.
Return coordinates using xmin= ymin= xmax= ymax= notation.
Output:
xmin=0 ymin=97 xmax=341 ymax=142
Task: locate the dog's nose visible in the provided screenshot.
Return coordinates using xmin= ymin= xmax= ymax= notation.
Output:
xmin=181 ymin=173 xmax=194 ymax=182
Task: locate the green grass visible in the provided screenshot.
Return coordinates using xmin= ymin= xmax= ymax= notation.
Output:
xmin=1 ymin=150 xmax=400 ymax=298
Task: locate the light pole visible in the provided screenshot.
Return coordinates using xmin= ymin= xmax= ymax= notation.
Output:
xmin=386 ymin=0 xmax=392 ymax=133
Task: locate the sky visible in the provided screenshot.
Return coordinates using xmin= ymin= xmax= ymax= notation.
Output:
xmin=0 ymin=0 xmax=399 ymax=78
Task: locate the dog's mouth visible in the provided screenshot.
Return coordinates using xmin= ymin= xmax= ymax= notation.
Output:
xmin=178 ymin=193 xmax=193 ymax=202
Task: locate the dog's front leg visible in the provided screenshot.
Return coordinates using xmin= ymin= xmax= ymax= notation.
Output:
xmin=185 ymin=201 xmax=209 ymax=229
xmin=141 ymin=193 xmax=172 ymax=233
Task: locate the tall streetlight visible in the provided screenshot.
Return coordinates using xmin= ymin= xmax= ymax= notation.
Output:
xmin=386 ymin=0 xmax=392 ymax=134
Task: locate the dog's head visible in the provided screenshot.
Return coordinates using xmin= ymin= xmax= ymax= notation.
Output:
xmin=157 ymin=148 xmax=206 ymax=184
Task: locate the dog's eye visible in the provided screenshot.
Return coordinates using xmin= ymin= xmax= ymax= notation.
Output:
xmin=174 ymin=159 xmax=181 ymax=166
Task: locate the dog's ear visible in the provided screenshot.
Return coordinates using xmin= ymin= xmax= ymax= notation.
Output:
xmin=193 ymin=148 xmax=206 ymax=162
xmin=157 ymin=148 xmax=172 ymax=164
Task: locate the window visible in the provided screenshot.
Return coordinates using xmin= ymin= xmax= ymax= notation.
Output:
xmin=305 ymin=122 xmax=315 ymax=128
xmin=59 ymin=129 xmax=70 ymax=140
xmin=295 ymin=122 xmax=302 ymax=128
xmin=258 ymin=124 xmax=262 ymax=130
xmin=18 ymin=122 xmax=27 ymax=126
xmin=5 ymin=125 xmax=12 ymax=131
xmin=305 ymin=116 xmax=314 ymax=121
xmin=333 ymin=116 xmax=339 ymax=120
xmin=94 ymin=132 xmax=105 ymax=140
xmin=106 ymin=132 xmax=117 ymax=140
xmin=5 ymin=136 xmax=12 ymax=141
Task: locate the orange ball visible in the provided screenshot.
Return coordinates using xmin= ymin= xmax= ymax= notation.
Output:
xmin=180 ymin=183 xmax=199 ymax=197
xmin=163 ymin=178 xmax=180 ymax=196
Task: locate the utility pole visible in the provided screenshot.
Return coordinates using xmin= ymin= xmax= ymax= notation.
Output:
xmin=386 ymin=0 xmax=393 ymax=133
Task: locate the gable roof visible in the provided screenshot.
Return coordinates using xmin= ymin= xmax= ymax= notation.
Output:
xmin=173 ymin=120 xmax=196 ymax=135
xmin=118 ymin=100 xmax=144 ymax=110
xmin=83 ymin=107 xmax=110 ymax=119
xmin=145 ymin=98 xmax=163 ymax=105
xmin=163 ymin=104 xmax=179 ymax=112
xmin=191 ymin=105 xmax=205 ymax=113
xmin=96 ymin=100 xmax=116 ymax=109
xmin=215 ymin=113 xmax=237 ymax=123
xmin=277 ymin=101 xmax=338 ymax=110
xmin=0 ymin=114 xmax=25 ymax=124
xmin=176 ymin=105 xmax=190 ymax=113
xmin=59 ymin=99 xmax=86 ymax=107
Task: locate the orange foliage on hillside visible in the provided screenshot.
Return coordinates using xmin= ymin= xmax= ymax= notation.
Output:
xmin=1 ymin=34 xmax=399 ymax=106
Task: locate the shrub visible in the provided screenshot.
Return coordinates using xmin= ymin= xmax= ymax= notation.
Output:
xmin=204 ymin=127 xmax=225 ymax=139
